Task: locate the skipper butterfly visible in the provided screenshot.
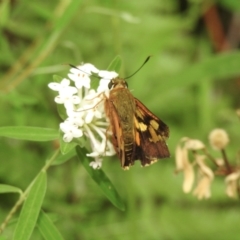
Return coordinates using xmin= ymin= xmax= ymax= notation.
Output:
xmin=105 ymin=77 xmax=170 ymax=169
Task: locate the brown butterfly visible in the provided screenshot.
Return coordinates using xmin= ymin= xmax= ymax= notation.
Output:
xmin=105 ymin=77 xmax=170 ymax=169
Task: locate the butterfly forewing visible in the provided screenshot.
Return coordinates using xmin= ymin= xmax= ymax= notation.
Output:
xmin=105 ymin=83 xmax=136 ymax=168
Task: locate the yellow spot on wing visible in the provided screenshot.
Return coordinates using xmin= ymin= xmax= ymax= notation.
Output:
xmin=149 ymin=125 xmax=160 ymax=142
xmin=150 ymin=119 xmax=159 ymax=130
xmin=135 ymin=109 xmax=144 ymax=120
xmin=138 ymin=122 xmax=147 ymax=131
xmin=135 ymin=131 xmax=140 ymax=145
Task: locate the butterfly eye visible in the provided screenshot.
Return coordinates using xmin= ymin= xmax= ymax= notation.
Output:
xmin=108 ymin=81 xmax=113 ymax=89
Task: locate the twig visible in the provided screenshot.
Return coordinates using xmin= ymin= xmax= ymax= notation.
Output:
xmin=221 ymin=149 xmax=232 ymax=174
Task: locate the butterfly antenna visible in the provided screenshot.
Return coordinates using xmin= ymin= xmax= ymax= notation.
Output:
xmin=124 ymin=56 xmax=151 ymax=80
xmin=69 ymin=64 xmax=79 ymax=70
xmin=68 ymin=64 xmax=100 ymax=80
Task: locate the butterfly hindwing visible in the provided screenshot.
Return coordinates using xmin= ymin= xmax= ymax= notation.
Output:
xmin=133 ymin=98 xmax=170 ymax=166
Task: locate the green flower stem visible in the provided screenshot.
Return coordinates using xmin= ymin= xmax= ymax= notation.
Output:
xmin=0 ymin=149 xmax=60 ymax=234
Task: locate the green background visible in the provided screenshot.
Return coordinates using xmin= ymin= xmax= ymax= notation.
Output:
xmin=1 ymin=0 xmax=240 ymax=239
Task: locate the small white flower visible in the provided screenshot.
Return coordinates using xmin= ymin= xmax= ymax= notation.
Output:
xmin=87 ymin=136 xmax=115 ymax=158
xmin=68 ymin=63 xmax=99 ymax=89
xmin=98 ymin=70 xmax=118 ymax=80
xmin=97 ymin=79 xmax=110 ymax=93
xmin=65 ymin=109 xmax=85 ymax=127
xmin=81 ymin=63 xmax=100 ymax=74
xmin=48 ymin=78 xmax=77 ymax=95
xmin=89 ymin=158 xmax=103 ymax=169
xmin=77 ymin=90 xmax=104 ymax=124
xmin=60 ymin=121 xmax=83 ymax=142
xmin=48 ymin=79 xmax=80 ymax=108
xmin=97 ymin=70 xmax=118 ymax=93
xmin=87 ymin=137 xmax=115 ymax=169
xmin=55 ymin=94 xmax=80 ymax=109
xmin=87 ymin=140 xmax=106 ymax=158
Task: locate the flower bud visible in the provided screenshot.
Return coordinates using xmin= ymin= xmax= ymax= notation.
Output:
xmin=209 ymin=129 xmax=229 ymax=150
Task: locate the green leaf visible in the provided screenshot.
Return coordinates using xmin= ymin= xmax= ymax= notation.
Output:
xmin=52 ymin=74 xmax=63 ymax=82
xmin=107 ymin=55 xmax=122 ymax=72
xmin=0 ymin=184 xmax=23 ymax=195
xmin=56 ymin=103 xmax=68 ymax=121
xmin=13 ymin=172 xmax=47 ymax=240
xmin=37 ymin=210 xmax=64 ymax=240
xmin=76 ymin=146 xmax=125 ymax=211
xmin=0 ymin=127 xmax=59 ymax=141
xmin=52 ymin=148 xmax=76 ymax=165
xmin=60 ymin=136 xmax=77 ymax=154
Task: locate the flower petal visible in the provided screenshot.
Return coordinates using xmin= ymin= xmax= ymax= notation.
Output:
xmin=185 ymin=139 xmax=205 ymax=150
xmin=183 ymin=163 xmax=194 ymax=193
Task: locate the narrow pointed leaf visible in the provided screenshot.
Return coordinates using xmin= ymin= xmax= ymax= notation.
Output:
xmin=37 ymin=210 xmax=64 ymax=240
xmin=52 ymin=148 xmax=76 ymax=165
xmin=0 ymin=127 xmax=58 ymax=141
xmin=107 ymin=55 xmax=122 ymax=72
xmin=52 ymin=74 xmax=63 ymax=82
xmin=60 ymin=136 xmax=77 ymax=154
xmin=13 ymin=172 xmax=47 ymax=240
xmin=56 ymin=103 xmax=67 ymax=120
xmin=0 ymin=184 xmax=23 ymax=195
xmin=76 ymin=146 xmax=125 ymax=211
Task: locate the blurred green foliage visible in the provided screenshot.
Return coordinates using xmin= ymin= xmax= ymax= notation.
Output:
xmin=1 ymin=0 xmax=240 ymax=239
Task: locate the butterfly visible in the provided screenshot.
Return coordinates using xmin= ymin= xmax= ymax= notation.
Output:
xmin=104 ymin=77 xmax=170 ymax=169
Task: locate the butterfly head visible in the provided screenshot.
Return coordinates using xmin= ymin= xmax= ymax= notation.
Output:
xmin=108 ymin=78 xmax=128 ymax=90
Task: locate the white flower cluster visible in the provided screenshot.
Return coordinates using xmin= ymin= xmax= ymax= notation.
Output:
xmin=48 ymin=63 xmax=118 ymax=169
